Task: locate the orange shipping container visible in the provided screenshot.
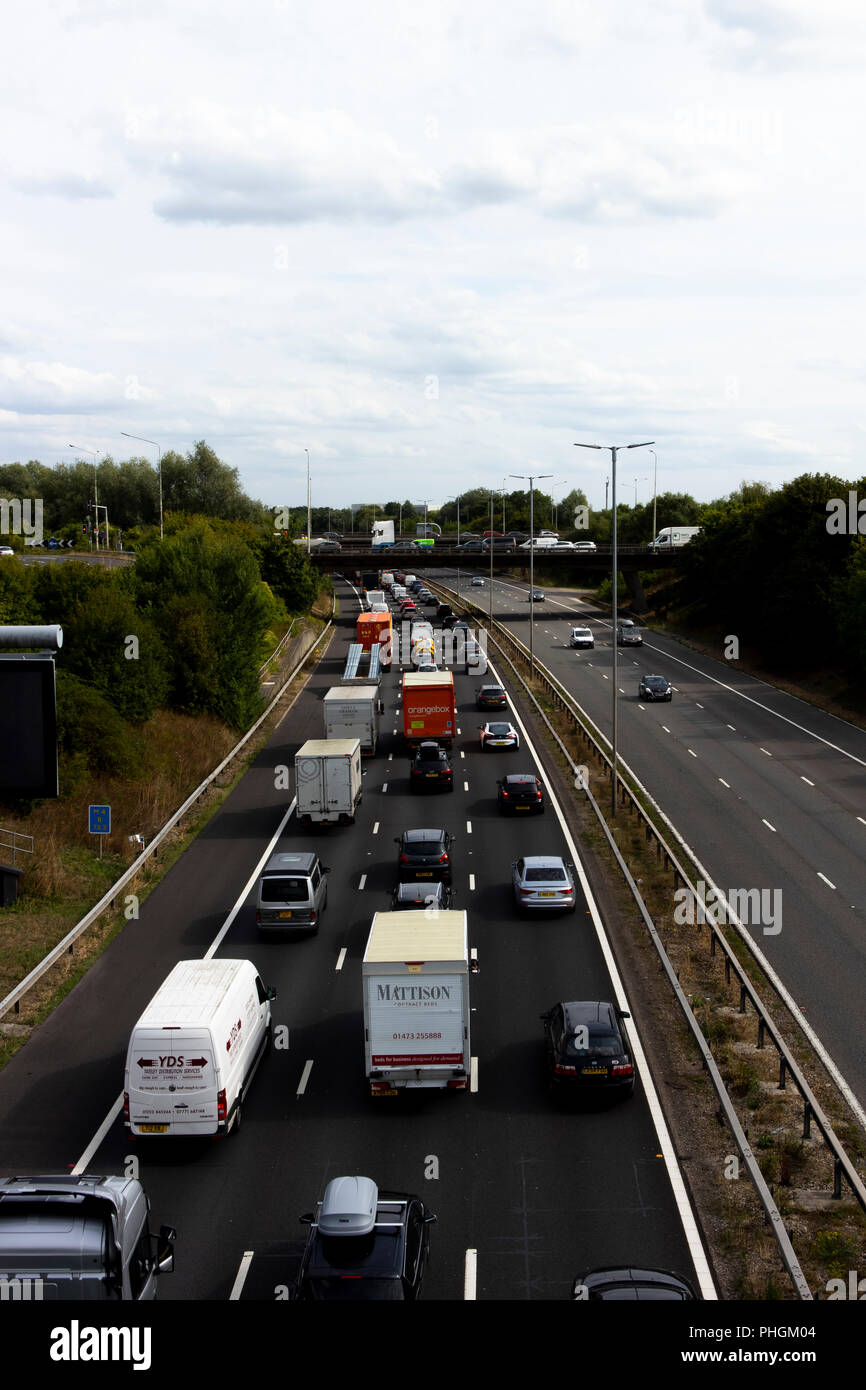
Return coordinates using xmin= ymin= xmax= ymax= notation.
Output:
xmin=402 ymin=671 xmax=456 ymax=747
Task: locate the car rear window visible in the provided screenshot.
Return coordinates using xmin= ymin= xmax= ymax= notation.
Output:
xmin=525 ymin=866 xmax=566 ymax=882
xmin=488 ymin=723 xmax=511 ymax=734
xmin=565 ymin=1031 xmax=620 ymax=1057
xmin=261 ymin=876 xmax=311 ymax=902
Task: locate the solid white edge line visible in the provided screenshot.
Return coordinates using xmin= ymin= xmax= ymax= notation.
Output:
xmin=336 ymin=947 xmax=347 ymax=971
xmin=72 ymin=1094 xmax=124 ymax=1174
xmin=297 ymin=1059 xmax=314 ymax=1096
xmin=491 ymin=663 xmax=717 ymax=1301
xmin=229 ymin=1251 xmax=255 ymax=1301
xmin=817 ymin=872 xmax=836 ymax=890
xmin=464 ymin=1248 xmax=478 ymax=1300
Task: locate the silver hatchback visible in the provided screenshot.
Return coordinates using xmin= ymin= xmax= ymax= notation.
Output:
xmin=512 ymin=855 xmax=576 ymax=913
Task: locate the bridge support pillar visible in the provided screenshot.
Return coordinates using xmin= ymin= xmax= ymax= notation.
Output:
xmin=624 ymin=568 xmax=647 ymax=614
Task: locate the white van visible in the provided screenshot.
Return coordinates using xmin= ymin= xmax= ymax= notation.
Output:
xmin=124 ymin=959 xmax=276 ymax=1138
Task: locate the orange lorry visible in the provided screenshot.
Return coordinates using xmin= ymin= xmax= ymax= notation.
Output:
xmin=356 ymin=611 xmax=392 ymax=669
xmin=402 ymin=671 xmax=456 ymax=748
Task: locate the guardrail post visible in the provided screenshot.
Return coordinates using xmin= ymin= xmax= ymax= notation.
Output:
xmin=801 ymin=1097 xmax=810 ymax=1135
xmin=739 ymin=984 xmax=747 ymax=1014
xmin=757 ymin=1016 xmax=765 ymax=1049
xmin=833 ymin=1157 xmax=843 ymax=1200
xmin=779 ymin=1056 xmax=788 ymax=1091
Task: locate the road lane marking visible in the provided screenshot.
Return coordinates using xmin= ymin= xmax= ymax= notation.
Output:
xmin=336 ymin=947 xmax=347 ymax=970
xmin=297 ymin=1060 xmax=314 ymax=1096
xmin=229 ymin=1252 xmax=254 ymax=1300
xmin=469 ymin=873 xmax=475 ymax=890
xmin=464 ymin=1249 xmax=477 ymax=1300
xmin=818 ymin=872 xmax=836 ymax=889
xmin=359 ymin=873 xmax=367 ymax=889
xmin=762 ymin=819 xmax=776 ymax=832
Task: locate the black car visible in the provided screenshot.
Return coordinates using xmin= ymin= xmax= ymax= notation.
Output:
xmin=458 ymin=540 xmax=485 ymax=552
xmin=498 ymin=773 xmax=544 ymax=814
xmin=315 ymin=539 xmax=341 ymax=552
xmin=409 ymin=742 xmax=454 ymax=792
xmin=390 ymin=881 xmax=454 ymax=910
xmin=638 ymin=674 xmax=672 ymax=702
xmin=476 ymin=683 xmax=507 ymax=710
xmin=572 ymin=1268 xmax=696 ymax=1301
xmin=296 ymin=1176 xmax=436 ymax=1301
xmin=540 ymin=1001 xmax=635 ymax=1098
xmin=435 ymin=603 xmax=454 ymax=622
xmin=395 ymin=828 xmax=454 ymax=883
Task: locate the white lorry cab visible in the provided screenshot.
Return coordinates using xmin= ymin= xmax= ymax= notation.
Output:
xmin=124 ymin=959 xmax=276 ymax=1138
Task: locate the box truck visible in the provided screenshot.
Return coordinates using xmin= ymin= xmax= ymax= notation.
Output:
xmin=648 ymin=526 xmax=701 ymax=550
xmin=402 ymin=671 xmax=456 ymax=748
xmin=124 ymin=958 xmax=276 ymax=1137
xmin=356 ymin=610 xmax=393 ymax=668
xmin=295 ymin=738 xmax=363 ymax=826
xmin=323 ymin=685 xmax=380 ymax=754
xmin=0 ymin=1174 xmax=175 ymax=1300
xmin=362 ymin=911 xmax=471 ymax=1095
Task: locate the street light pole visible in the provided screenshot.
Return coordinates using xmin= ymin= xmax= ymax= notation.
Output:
xmin=511 ymin=471 xmax=552 ymax=679
xmin=121 ymin=432 xmax=163 ymax=539
xmin=69 ymin=444 xmax=100 ymax=549
xmin=575 ymin=440 xmax=654 ymax=816
xmin=305 ymin=449 xmax=311 ymax=555
xmin=489 ymin=493 xmax=494 ymax=621
xmin=649 ymin=449 xmax=658 ymax=551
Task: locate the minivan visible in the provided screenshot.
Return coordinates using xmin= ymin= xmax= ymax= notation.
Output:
xmin=124 ymin=959 xmax=276 ymax=1137
xmin=256 ymin=850 xmax=330 ymax=932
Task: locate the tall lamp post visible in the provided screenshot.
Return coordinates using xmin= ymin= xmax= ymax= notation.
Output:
xmin=649 ymin=449 xmax=658 ymax=551
xmin=68 ymin=444 xmax=100 ymax=549
xmin=304 ymin=449 xmax=311 ymax=555
xmin=121 ymin=432 xmax=163 ymax=539
xmin=575 ymin=440 xmax=654 ymax=816
xmin=511 ymin=471 xmax=552 ymax=679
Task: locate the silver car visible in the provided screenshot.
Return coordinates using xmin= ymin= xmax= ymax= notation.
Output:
xmin=256 ymin=851 xmax=330 ymax=932
xmin=512 ymin=855 xmax=576 ymax=913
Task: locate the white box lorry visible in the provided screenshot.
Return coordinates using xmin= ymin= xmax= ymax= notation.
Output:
xmin=124 ymin=958 xmax=276 ymax=1138
xmin=323 ymin=686 xmax=380 ymax=755
xmin=362 ymin=911 xmax=471 ymax=1095
xmin=295 ymin=738 xmax=363 ymax=825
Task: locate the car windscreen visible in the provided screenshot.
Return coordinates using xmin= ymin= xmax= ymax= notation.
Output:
xmin=260 ymin=876 xmax=311 ymax=903
xmin=525 ymin=866 xmax=566 ymax=882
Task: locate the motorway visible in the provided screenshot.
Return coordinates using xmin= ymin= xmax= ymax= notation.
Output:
xmin=439 ymin=568 xmax=866 ymax=1121
xmin=0 ymin=579 xmax=707 ymax=1302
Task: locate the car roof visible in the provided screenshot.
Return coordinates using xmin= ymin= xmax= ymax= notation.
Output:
xmin=503 ymin=774 xmax=538 ymax=785
xmin=263 ymin=851 xmax=317 ymax=873
xmin=560 ymin=1001 xmax=617 ymax=1030
xmin=521 ymin=855 xmax=567 ymax=869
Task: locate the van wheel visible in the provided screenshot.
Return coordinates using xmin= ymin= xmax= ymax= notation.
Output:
xmin=232 ymin=1102 xmax=243 ymax=1135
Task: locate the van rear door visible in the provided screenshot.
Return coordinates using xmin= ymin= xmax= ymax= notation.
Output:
xmin=127 ymin=1028 xmax=218 ymax=1135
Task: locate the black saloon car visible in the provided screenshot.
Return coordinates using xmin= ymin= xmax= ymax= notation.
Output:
xmin=540 ymin=1001 xmax=635 ymax=1098
xmin=638 ymin=674 xmax=672 ymax=702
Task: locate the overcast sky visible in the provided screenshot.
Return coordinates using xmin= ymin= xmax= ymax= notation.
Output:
xmin=2 ymin=0 xmax=865 ymax=513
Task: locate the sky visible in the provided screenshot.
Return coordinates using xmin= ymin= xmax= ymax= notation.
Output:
xmin=1 ymin=0 xmax=865 ymax=513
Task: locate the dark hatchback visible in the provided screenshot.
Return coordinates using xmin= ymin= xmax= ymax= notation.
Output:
xmin=638 ymin=674 xmax=672 ymax=702
xmin=573 ymin=1267 xmax=696 ymax=1301
xmin=409 ymin=741 xmax=454 ymax=792
xmin=395 ymin=828 xmax=454 ymax=883
xmin=541 ymin=1001 xmax=635 ymax=1098
xmin=390 ymin=881 xmax=454 ymax=910
xmin=296 ymin=1177 xmax=436 ymax=1301
xmin=476 ymin=684 xmax=507 ymax=710
xmin=498 ymin=773 xmax=545 ymax=814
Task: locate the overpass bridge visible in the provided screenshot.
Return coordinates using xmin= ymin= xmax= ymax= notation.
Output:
xmin=305 ymin=544 xmax=681 ymax=609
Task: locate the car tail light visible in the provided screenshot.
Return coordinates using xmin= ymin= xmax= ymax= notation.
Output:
xmin=400 ymin=853 xmax=409 ymax=863
xmin=501 ymin=790 xmax=509 ymax=798
xmin=217 ymin=1088 xmax=227 ymax=1125
xmin=123 ymin=1091 xmax=130 ymax=1122
xmin=536 ymin=791 xmax=542 ymax=800
xmin=554 ymin=1064 xmax=577 ymax=1076
xmin=310 ymin=911 xmax=316 ymax=923
xmin=520 ymin=887 xmax=534 ymax=896
xmin=255 ymin=909 xmax=261 ymax=922
xmin=612 ymin=1061 xmax=633 ymax=1077
xmin=559 ymin=889 xmax=572 ymax=896
xmin=439 ymin=852 xmax=449 ymax=863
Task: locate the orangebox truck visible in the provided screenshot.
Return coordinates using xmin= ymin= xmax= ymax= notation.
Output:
xmin=362 ymin=910 xmax=471 ymax=1096
xmin=402 ymin=671 xmax=456 ymax=748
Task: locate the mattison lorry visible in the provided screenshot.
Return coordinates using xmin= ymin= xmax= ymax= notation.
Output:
xmin=362 ymin=911 xmax=472 ymax=1096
